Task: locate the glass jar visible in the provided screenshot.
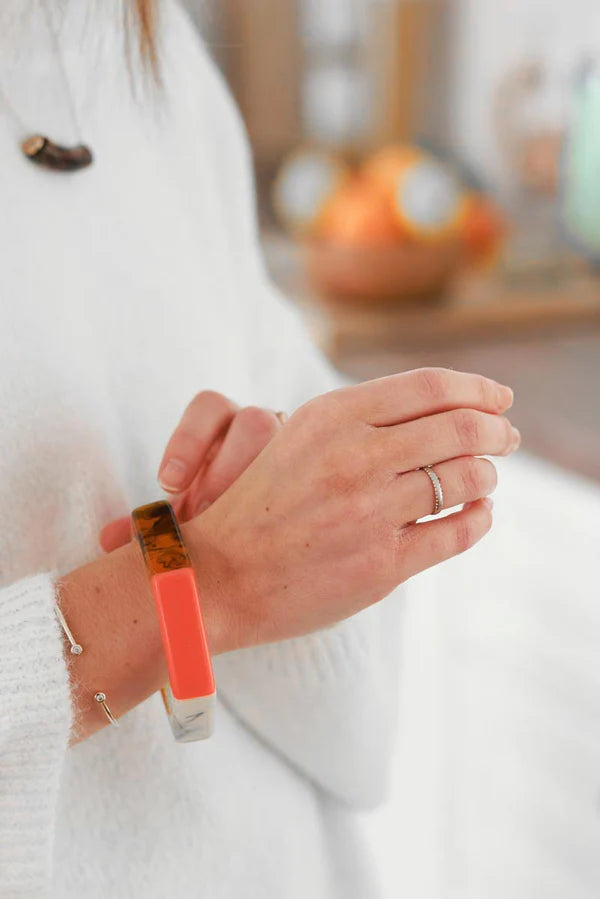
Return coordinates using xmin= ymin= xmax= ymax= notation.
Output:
xmin=562 ymin=60 xmax=600 ymax=259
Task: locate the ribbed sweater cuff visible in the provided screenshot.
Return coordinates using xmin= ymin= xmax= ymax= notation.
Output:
xmin=0 ymin=573 xmax=72 ymax=897
xmin=214 ymin=606 xmax=400 ymax=809
xmin=231 ymin=618 xmax=375 ymax=688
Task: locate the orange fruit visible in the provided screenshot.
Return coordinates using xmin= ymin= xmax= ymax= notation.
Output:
xmin=362 ymin=144 xmax=422 ymax=199
xmin=461 ymin=194 xmax=507 ymax=267
xmin=315 ymin=177 xmax=404 ymax=246
xmin=364 ymin=145 xmax=468 ymax=243
xmin=273 ymin=149 xmax=351 ymax=235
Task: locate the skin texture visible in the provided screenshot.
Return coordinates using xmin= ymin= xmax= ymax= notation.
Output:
xmin=59 ymin=368 xmax=519 ymax=741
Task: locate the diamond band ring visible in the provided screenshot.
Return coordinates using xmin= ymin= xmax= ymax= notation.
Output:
xmin=420 ymin=465 xmax=444 ymax=516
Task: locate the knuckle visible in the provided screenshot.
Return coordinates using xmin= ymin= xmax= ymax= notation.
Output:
xmin=452 ymin=409 xmax=481 ymax=450
xmin=461 ymin=459 xmax=496 ymax=500
xmin=293 ymin=392 xmax=348 ymax=440
xmin=393 ymin=523 xmax=420 ymax=562
xmin=292 ymin=397 xmax=320 ymax=428
xmin=454 ymin=518 xmax=476 ymax=554
xmin=414 ymin=367 xmax=450 ymax=402
xmin=317 ymin=388 xmax=352 ymax=425
xmin=459 ymin=459 xmax=481 ymax=497
xmin=429 ymin=535 xmax=447 ymax=564
xmin=327 ymin=384 xmax=353 ymax=408
xmin=477 ymin=375 xmax=496 ymax=409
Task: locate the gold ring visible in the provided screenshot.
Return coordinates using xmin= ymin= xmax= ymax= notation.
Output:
xmin=275 ymin=411 xmax=288 ymax=425
xmin=420 ymin=465 xmax=444 ymax=516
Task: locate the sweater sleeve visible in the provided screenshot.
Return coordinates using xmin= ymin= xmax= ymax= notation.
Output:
xmin=214 ymin=596 xmax=402 ymax=811
xmin=0 ymin=573 xmax=72 ymax=896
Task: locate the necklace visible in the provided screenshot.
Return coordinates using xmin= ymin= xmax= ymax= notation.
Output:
xmin=0 ymin=0 xmax=93 ymax=172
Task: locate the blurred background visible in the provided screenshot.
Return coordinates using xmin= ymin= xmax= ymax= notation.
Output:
xmin=186 ymin=0 xmax=600 ymax=482
xmin=185 ymin=3 xmax=600 ymax=897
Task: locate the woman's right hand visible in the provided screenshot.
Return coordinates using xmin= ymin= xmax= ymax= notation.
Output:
xmin=190 ymin=368 xmax=518 ymax=654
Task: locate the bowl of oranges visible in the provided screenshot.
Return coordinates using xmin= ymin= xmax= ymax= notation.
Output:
xmin=273 ymin=145 xmax=505 ymax=306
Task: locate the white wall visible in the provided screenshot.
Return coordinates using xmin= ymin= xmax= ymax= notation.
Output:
xmin=448 ymin=0 xmax=600 ymax=187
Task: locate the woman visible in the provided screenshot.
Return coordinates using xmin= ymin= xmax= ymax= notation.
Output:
xmin=0 ymin=1 xmax=519 ymax=896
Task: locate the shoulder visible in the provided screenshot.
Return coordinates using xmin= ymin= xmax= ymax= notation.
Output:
xmin=161 ymin=2 xmax=250 ymax=154
xmin=160 ymin=1 xmax=257 ymax=208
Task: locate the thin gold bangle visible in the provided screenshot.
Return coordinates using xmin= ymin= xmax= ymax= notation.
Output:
xmin=54 ymin=604 xmax=119 ymax=728
xmin=94 ymin=692 xmax=119 ymax=727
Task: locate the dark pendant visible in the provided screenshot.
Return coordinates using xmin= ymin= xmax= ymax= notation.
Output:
xmin=21 ymin=135 xmax=93 ymax=172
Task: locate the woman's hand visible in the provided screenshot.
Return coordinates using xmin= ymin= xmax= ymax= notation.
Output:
xmin=189 ymin=368 xmax=519 ymax=654
xmin=59 ymin=368 xmax=517 ymax=741
xmin=100 ymin=392 xmax=284 ymax=552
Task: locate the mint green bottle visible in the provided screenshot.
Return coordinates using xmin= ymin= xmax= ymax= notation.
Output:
xmin=563 ymin=62 xmax=600 ymax=257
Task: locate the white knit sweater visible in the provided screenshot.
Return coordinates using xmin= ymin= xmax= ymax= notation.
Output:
xmin=0 ymin=2 xmax=401 ymax=896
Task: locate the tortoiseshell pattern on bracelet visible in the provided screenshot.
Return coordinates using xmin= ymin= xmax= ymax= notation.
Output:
xmin=132 ymin=501 xmax=216 ymax=743
xmin=132 ymin=501 xmax=191 ymax=576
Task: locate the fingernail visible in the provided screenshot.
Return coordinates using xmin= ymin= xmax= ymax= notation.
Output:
xmin=159 ymin=458 xmax=187 ymax=492
xmin=511 ymin=427 xmax=521 ymax=449
xmin=483 ymin=497 xmax=494 ymax=510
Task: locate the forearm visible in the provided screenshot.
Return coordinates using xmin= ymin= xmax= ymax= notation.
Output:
xmin=58 ymin=522 xmax=228 ymax=743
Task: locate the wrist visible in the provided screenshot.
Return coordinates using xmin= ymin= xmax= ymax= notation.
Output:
xmin=181 ymin=517 xmax=235 ymax=657
xmin=59 ymin=539 xmax=167 ymax=742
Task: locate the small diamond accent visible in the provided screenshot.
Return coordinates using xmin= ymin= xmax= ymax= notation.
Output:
xmin=70 ymin=644 xmax=83 ymax=655
xmin=94 ymin=692 xmax=106 ymax=703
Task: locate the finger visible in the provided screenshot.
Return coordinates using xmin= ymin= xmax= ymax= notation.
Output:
xmin=377 ymin=408 xmax=520 ymax=473
xmin=386 ymin=456 xmax=497 ymax=525
xmin=158 ymin=391 xmax=239 ymax=493
xmin=99 ymin=516 xmax=131 ymax=553
xmin=335 ymin=368 xmax=513 ymax=426
xmin=395 ymin=497 xmax=494 ymax=581
xmin=100 ymin=490 xmax=195 ymax=549
xmin=179 ymin=406 xmax=281 ymax=519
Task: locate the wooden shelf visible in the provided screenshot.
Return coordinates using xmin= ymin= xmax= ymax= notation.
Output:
xmin=302 ymin=272 xmax=600 ymax=359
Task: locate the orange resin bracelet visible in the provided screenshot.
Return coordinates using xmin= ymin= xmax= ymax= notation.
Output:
xmin=132 ymin=501 xmax=216 ymax=742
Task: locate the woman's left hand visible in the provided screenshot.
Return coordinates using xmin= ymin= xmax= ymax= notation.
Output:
xmin=99 ymin=391 xmax=283 ymax=552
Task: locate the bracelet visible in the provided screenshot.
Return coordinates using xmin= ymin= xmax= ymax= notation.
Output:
xmin=131 ymin=501 xmax=216 ymax=743
xmin=54 ymin=605 xmax=119 ymax=728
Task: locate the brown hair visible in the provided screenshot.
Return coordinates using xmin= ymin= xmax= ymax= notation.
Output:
xmin=133 ymin=0 xmax=157 ymax=68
